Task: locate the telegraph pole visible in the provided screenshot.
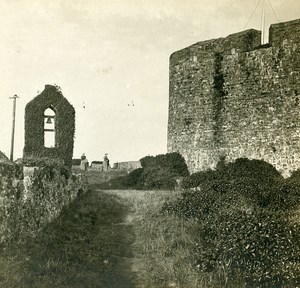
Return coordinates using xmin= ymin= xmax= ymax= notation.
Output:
xmin=261 ymin=0 xmax=266 ymax=44
xmin=10 ymin=94 xmax=19 ymax=161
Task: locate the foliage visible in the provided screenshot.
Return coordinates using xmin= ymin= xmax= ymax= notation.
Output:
xmin=220 ymin=158 xmax=283 ymax=182
xmin=102 ymin=152 xmax=189 ymax=190
xmin=72 ymin=159 xmax=81 ymax=166
xmin=23 ymin=156 xmax=64 ymax=167
xmin=24 ymin=85 xmax=75 ymax=167
xmin=139 ymin=152 xmax=189 ymax=189
xmin=98 ymin=168 xmax=144 ymax=190
xmin=182 ymin=169 xmax=219 ymax=189
xmin=196 ymin=209 xmax=300 ymax=287
xmin=182 ymin=158 xmax=283 ymax=189
xmin=163 ymin=158 xmax=300 ymax=287
xmin=1 ymin=163 xmax=87 ymax=244
xmin=140 ymin=153 xmax=189 ymax=176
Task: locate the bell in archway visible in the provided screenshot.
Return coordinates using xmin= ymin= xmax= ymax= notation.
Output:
xmin=46 ymin=117 xmax=53 ymax=124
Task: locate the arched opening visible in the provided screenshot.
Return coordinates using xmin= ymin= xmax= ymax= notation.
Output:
xmin=44 ymin=107 xmax=56 ymax=148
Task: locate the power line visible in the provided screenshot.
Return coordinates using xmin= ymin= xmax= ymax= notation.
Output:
xmin=267 ymin=0 xmax=280 ymax=23
xmin=244 ymin=0 xmax=262 ymax=29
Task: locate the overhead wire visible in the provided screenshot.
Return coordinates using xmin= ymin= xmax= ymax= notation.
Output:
xmin=267 ymin=0 xmax=280 ymax=23
xmin=244 ymin=0 xmax=262 ymax=29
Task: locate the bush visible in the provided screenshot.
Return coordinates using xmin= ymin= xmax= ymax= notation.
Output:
xmin=182 ymin=158 xmax=283 ymax=189
xmin=277 ymin=169 xmax=300 ymax=211
xmin=104 ymin=152 xmax=189 ymax=190
xmin=221 ymin=158 xmax=283 ymax=182
xmin=196 ymin=209 xmax=300 ymax=287
xmin=182 ymin=169 xmax=219 ymax=189
xmin=163 ymin=158 xmax=300 ymax=287
xmin=104 ymin=168 xmax=144 ymax=190
xmin=139 ymin=152 xmax=189 ymax=189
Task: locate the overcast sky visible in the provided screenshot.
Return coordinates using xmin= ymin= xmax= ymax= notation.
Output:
xmin=0 ymin=0 xmax=299 ymax=164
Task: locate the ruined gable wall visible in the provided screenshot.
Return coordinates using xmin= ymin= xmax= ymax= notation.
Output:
xmin=24 ymin=85 xmax=75 ymax=167
xmin=168 ymin=19 xmax=300 ymax=176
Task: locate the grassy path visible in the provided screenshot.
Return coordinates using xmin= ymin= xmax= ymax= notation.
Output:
xmin=0 ymin=189 xmax=136 ymax=287
xmin=0 ymin=175 xmax=200 ymax=288
xmin=106 ymin=190 xmax=201 ymax=288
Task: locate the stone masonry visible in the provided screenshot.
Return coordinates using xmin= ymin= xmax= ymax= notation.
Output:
xmin=23 ymin=85 xmax=75 ymax=167
xmin=168 ymin=19 xmax=300 ymax=176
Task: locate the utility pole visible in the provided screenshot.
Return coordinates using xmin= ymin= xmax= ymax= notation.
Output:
xmin=9 ymin=94 xmax=19 ymax=161
xmin=261 ymin=0 xmax=266 ymax=44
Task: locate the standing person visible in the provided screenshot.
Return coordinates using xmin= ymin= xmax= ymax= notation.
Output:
xmin=107 ymin=157 xmax=110 ymax=170
xmin=103 ymin=153 xmax=109 ymax=171
xmin=80 ymin=153 xmax=88 ymax=171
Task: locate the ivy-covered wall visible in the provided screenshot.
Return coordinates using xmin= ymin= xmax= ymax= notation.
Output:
xmin=23 ymin=85 xmax=75 ymax=167
xmin=0 ymin=162 xmax=88 ymax=243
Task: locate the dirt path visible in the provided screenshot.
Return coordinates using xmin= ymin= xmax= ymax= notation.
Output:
xmin=0 ymin=188 xmax=138 ymax=288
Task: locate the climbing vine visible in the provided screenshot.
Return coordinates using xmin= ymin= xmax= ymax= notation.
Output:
xmin=23 ymin=85 xmax=75 ymax=167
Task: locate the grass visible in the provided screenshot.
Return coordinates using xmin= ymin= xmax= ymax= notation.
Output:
xmin=73 ymin=167 xmax=128 ymax=186
xmin=0 ymin=189 xmax=135 ymax=288
xmin=0 ymin=169 xmax=220 ymax=288
xmin=106 ymin=190 xmax=204 ymax=288
xmin=1 ymin=164 xmax=298 ymax=287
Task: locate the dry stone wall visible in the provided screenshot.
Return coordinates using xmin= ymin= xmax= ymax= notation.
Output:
xmin=0 ymin=163 xmax=88 ymax=243
xmin=168 ymin=19 xmax=300 ymax=176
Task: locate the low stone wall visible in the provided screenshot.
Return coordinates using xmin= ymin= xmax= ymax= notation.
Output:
xmin=113 ymin=161 xmax=142 ymax=171
xmin=0 ymin=163 xmax=88 ymax=243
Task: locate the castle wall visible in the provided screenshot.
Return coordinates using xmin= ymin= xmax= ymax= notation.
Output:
xmin=168 ymin=19 xmax=300 ymax=176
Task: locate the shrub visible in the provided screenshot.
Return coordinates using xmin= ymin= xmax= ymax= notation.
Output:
xmin=277 ymin=169 xmax=300 ymax=211
xmin=220 ymin=158 xmax=283 ymax=182
xmin=196 ymin=209 xmax=300 ymax=287
xmin=139 ymin=152 xmax=189 ymax=190
xmin=105 ymin=168 xmax=144 ymax=190
xmin=163 ymin=158 xmax=300 ymax=287
xmin=104 ymin=152 xmax=189 ymax=190
xmin=182 ymin=158 xmax=283 ymax=189
xmin=182 ymin=169 xmax=219 ymax=189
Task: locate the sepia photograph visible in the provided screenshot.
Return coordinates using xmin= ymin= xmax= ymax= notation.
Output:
xmin=0 ymin=0 xmax=300 ymax=287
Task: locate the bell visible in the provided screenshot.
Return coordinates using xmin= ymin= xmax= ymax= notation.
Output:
xmin=46 ymin=117 xmax=52 ymax=124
